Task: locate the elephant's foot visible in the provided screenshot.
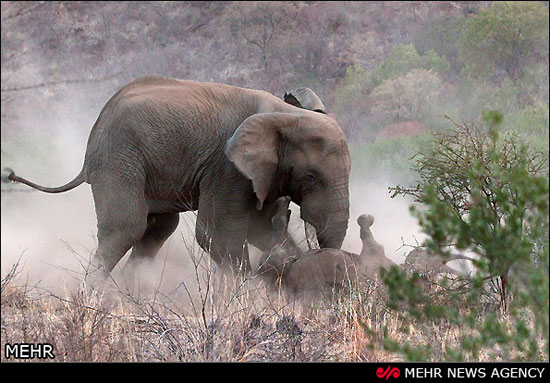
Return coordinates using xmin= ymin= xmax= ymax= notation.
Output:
xmin=83 ymin=262 xmax=111 ymax=292
xmin=120 ymin=261 xmax=138 ymax=295
xmin=119 ymin=257 xmax=155 ymax=296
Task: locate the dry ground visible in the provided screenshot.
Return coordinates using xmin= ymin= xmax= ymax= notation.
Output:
xmin=3 ymin=247 xmax=540 ymax=363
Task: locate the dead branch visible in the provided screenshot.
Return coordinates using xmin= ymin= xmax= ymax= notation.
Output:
xmin=1 ymin=68 xmax=125 ymax=93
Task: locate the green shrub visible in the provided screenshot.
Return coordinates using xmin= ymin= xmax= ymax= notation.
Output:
xmin=382 ymin=112 xmax=549 ymax=361
xmin=370 ymin=43 xmax=449 ymax=88
xmin=367 ymin=69 xmax=442 ymax=133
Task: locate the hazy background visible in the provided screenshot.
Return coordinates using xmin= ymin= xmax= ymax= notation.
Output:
xmin=1 ymin=1 xmax=548 ymax=294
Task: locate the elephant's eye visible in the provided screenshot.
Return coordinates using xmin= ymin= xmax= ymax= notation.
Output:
xmin=305 ymin=174 xmax=316 ymax=182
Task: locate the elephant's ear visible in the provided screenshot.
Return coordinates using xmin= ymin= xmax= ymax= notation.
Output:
xmin=283 ymin=87 xmax=327 ymax=114
xmin=225 ymin=113 xmax=298 ymax=210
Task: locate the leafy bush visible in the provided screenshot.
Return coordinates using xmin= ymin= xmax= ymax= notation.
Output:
xmin=370 ymin=43 xmax=449 ymax=88
xmin=382 ymin=112 xmax=549 ymax=361
xmin=439 ymin=78 xmax=540 ymax=128
xmin=334 ymin=44 xmax=449 ymax=140
xmin=368 ymin=69 xmax=442 ymax=132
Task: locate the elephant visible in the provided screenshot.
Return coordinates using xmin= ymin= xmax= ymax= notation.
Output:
xmin=6 ymin=76 xmax=351 ymax=279
xmin=257 ymin=196 xmax=396 ymax=298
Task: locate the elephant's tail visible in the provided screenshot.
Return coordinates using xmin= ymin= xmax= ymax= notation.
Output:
xmin=3 ymin=167 xmax=85 ymax=193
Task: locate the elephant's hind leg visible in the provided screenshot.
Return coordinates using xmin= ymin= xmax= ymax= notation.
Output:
xmin=195 ymin=218 xmax=252 ymax=276
xmin=88 ymin=180 xmax=149 ymax=281
xmin=122 ymin=213 xmax=180 ymax=272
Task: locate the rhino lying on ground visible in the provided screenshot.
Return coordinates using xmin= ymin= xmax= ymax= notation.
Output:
xmin=257 ymin=196 xmax=397 ymax=298
xmin=403 ymin=248 xmax=473 ymax=278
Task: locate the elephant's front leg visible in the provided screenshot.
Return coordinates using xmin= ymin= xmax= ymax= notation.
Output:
xmin=195 ymin=214 xmax=251 ymax=275
xmin=195 ymin=191 xmax=254 ymax=275
xmin=245 ymin=198 xmax=287 ymax=252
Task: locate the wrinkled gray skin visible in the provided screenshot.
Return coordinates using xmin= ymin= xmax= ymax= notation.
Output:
xmin=257 ymin=197 xmax=396 ymax=297
xmin=256 ymin=196 xmax=300 ymax=288
xmin=7 ymin=77 xmax=351 ymax=278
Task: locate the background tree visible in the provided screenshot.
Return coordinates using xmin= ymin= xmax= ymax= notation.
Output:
xmin=370 ymin=44 xmax=449 ymax=87
xmin=414 ymin=15 xmax=466 ymax=77
xmin=283 ymin=3 xmax=349 ymax=81
xmin=459 ymin=2 xmax=549 ymax=82
xmin=231 ymin=2 xmax=299 ymax=75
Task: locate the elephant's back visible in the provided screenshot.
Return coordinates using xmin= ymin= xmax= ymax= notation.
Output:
xmin=111 ymin=76 xmax=253 ymax=111
xmin=83 ymin=77 xmax=260 ymax=204
xmin=90 ymin=77 xmax=258 ymax=139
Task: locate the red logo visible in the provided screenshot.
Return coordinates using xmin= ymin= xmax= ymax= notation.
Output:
xmin=376 ymin=366 xmax=400 ymax=380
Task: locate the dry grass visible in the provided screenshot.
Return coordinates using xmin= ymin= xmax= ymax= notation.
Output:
xmin=0 ymin=245 xmax=545 ymax=362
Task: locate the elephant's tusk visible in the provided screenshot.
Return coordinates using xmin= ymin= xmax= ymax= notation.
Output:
xmin=304 ymin=221 xmax=320 ymax=250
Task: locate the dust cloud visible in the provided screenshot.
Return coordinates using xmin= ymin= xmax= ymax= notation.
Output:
xmin=1 ymin=125 xmax=424 ymax=297
xmin=1 ymin=44 xmax=424 ymax=299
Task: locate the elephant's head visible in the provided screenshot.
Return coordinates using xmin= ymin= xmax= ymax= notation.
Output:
xmin=225 ymin=110 xmax=351 ymax=249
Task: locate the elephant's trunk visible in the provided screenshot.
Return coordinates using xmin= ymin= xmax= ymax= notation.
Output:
xmin=303 ymin=213 xmax=348 ymax=250
xmin=301 ymin=177 xmax=349 ymax=250
xmin=314 ymin=200 xmax=349 ymax=249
